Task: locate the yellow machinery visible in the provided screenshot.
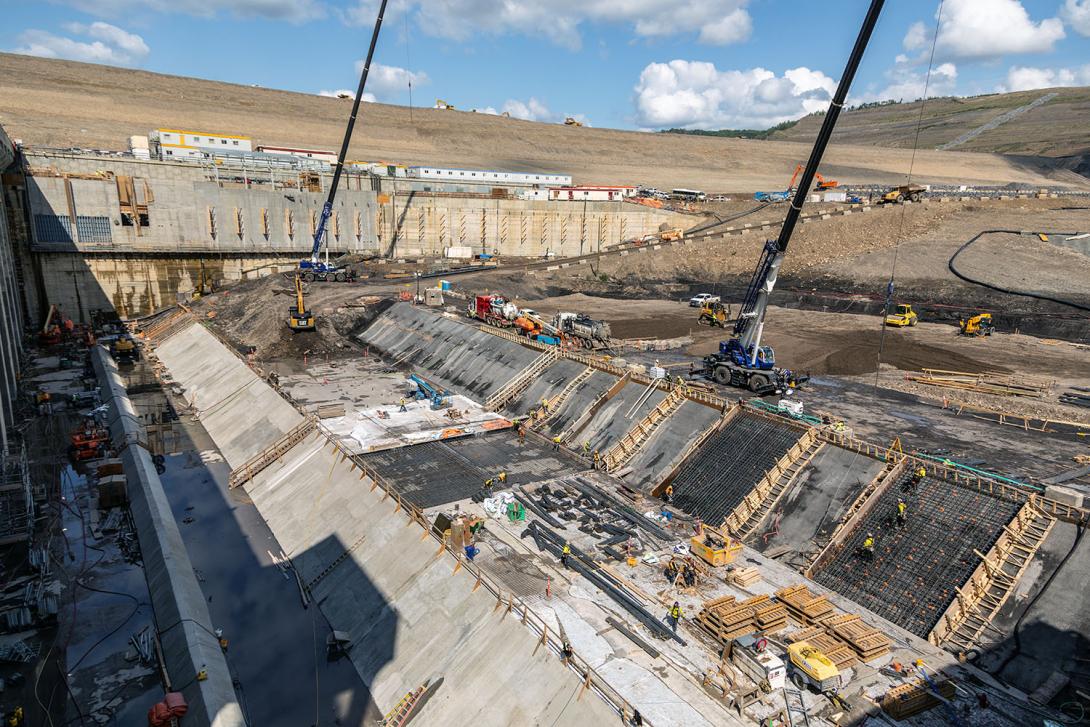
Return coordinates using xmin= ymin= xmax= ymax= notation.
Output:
xmin=787 ymin=641 xmax=840 ymax=692
xmin=690 ymin=525 xmax=742 ymax=567
xmin=959 ymin=313 xmax=994 ymax=337
xmin=110 ymin=335 xmax=139 ymax=363
xmin=287 ymin=275 xmax=316 ymax=332
xmin=563 ymin=117 xmax=583 ymax=127
xmin=659 ymin=228 xmax=684 ymax=242
xmin=878 ymin=184 xmax=926 ymax=204
xmin=698 ymin=301 xmax=729 ymax=328
xmin=884 ymin=304 xmax=918 ymax=327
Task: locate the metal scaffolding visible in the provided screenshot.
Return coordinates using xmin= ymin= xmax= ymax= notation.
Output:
xmin=0 ymin=444 xmax=32 ymax=545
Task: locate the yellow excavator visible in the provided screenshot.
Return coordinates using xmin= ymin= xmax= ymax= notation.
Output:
xmin=959 ymin=313 xmax=994 ymax=337
xmin=287 ymin=275 xmax=315 ymax=332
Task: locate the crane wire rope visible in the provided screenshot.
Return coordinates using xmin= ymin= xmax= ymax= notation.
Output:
xmin=873 ymin=0 xmax=946 ymax=389
xmin=810 ymin=1 xmax=946 ymax=542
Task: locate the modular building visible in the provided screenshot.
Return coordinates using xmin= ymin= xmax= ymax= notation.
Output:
xmin=548 ymin=186 xmax=637 ymax=202
xmin=408 ymin=167 xmax=572 ymax=187
xmin=256 ymin=146 xmax=338 ymax=164
xmin=154 ymin=128 xmax=253 ymax=160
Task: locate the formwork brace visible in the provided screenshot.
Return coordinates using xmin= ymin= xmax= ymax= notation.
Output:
xmin=724 ymin=429 xmax=824 ymax=540
xmin=227 ymin=417 xmax=318 ymax=488
xmin=602 ymin=384 xmax=688 ymax=472
xmin=929 ymin=499 xmax=1055 ymax=652
xmin=531 ymin=366 xmax=595 ymax=430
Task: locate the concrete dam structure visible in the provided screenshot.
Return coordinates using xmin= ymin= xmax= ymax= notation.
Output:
xmin=7 ymin=147 xmax=684 ymax=320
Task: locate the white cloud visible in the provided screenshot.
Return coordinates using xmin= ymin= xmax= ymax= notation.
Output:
xmin=1061 ymin=0 xmax=1090 ymax=36
xmin=12 ymin=22 xmax=149 ymax=65
xmin=502 ymin=97 xmax=553 ymax=122
xmin=53 ymin=0 xmax=324 ymax=22
xmin=351 ymin=62 xmax=427 ymax=100
xmin=864 ymin=61 xmax=958 ymax=104
xmin=348 ymin=0 xmax=752 ymax=50
xmin=902 ymin=21 xmax=928 ymax=51
xmin=934 ymin=0 xmax=1064 ymax=60
xmin=1000 ymin=64 xmax=1090 ymax=91
xmin=633 ymin=60 xmax=836 ymax=130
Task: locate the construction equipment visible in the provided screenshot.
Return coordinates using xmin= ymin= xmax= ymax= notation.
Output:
xmin=109 ymin=335 xmax=140 ymax=364
xmin=563 ymin=117 xmax=583 ymax=127
xmin=298 ymin=0 xmax=389 ymax=282
xmin=884 ymin=303 xmax=918 ymax=327
xmin=408 ymin=374 xmax=448 ymax=409
xmin=553 ymin=312 xmax=611 ymax=349
xmin=699 ymin=0 xmax=883 ymax=396
xmin=698 ymin=301 xmax=730 ymax=328
xmin=659 ymin=227 xmax=684 ymax=242
xmin=729 ymin=635 xmax=787 ymax=693
xmin=755 ymin=164 xmax=803 ymax=202
xmin=514 ymin=309 xmax=564 ymax=345
xmin=287 ymin=275 xmax=316 ymax=332
xmin=959 ymin=313 xmax=995 ymax=337
xmin=434 ymin=99 xmax=455 ymax=110
xmin=468 ymin=294 xmax=519 ymax=327
xmin=787 ymin=641 xmax=840 ymax=692
xmin=878 ymin=184 xmax=926 ymax=204
xmin=813 ymin=172 xmax=839 ymax=191
xmin=690 ymin=525 xmax=742 ymax=567
xmin=40 ymin=304 xmax=64 ymax=345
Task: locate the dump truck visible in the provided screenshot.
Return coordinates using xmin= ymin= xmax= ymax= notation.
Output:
xmin=787 ymin=641 xmax=840 ymax=692
xmin=878 ymin=184 xmax=927 ymax=204
xmin=959 ymin=312 xmax=995 ymax=337
xmin=884 ymin=304 xmax=918 ymax=327
xmin=553 ymin=312 xmax=611 ymax=349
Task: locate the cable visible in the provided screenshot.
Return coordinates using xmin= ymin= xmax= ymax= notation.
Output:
xmin=948 ymin=230 xmax=1090 ymax=312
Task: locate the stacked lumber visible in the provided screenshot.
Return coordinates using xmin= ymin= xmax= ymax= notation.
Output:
xmin=881 ymin=678 xmax=956 ymax=720
xmin=696 ymin=594 xmax=787 ymax=644
xmin=785 ymin=628 xmax=858 ymax=670
xmin=730 ymin=566 xmax=761 ymax=588
xmin=905 ymin=369 xmax=1051 ymax=398
xmin=775 ymin=585 xmax=834 ymax=624
xmin=821 ymin=614 xmax=891 ymax=662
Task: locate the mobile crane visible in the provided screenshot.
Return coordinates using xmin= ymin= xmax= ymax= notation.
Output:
xmin=701 ymin=0 xmax=884 ymax=395
xmin=299 ymin=0 xmax=388 ymax=282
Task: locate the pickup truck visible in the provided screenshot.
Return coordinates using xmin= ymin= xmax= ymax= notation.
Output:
xmin=689 ymin=293 xmax=721 ymax=308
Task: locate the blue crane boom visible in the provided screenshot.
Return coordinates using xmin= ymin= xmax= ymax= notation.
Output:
xmin=300 ymin=0 xmax=389 ymax=281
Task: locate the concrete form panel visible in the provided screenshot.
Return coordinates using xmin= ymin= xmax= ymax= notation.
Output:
xmin=623 ymin=401 xmax=720 ymax=492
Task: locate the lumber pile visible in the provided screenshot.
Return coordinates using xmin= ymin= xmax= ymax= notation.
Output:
xmin=776 ymin=585 xmax=834 ymax=624
xmin=696 ymin=594 xmax=787 ymax=644
xmin=729 ymin=566 xmax=761 ymax=588
xmin=776 ymin=585 xmax=891 ymax=664
xmin=904 ymin=369 xmax=1051 ymax=398
xmin=881 ymin=678 xmax=956 ymax=720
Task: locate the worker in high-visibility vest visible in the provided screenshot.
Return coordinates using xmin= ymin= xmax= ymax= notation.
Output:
xmin=398 ymin=397 xmax=407 ymax=412
xmin=497 ymin=471 xmax=507 ymax=485
xmin=582 ymin=440 xmax=590 ymax=457
xmin=663 ymin=484 xmax=674 ymax=504
xmin=483 ymin=477 xmax=494 ymax=496
xmin=896 ymin=499 xmax=907 ymax=527
xmin=666 ymin=601 xmax=683 ymax=633
xmin=552 ymin=435 xmax=561 ymax=452
xmin=541 ymin=397 xmax=550 ymax=414
xmin=862 ymin=533 xmax=875 ymax=558
xmin=561 ymin=542 xmax=571 ymax=568
xmin=592 ymin=450 xmax=600 ymax=468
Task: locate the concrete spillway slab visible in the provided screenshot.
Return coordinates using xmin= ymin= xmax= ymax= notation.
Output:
xmin=811 ymin=472 xmax=1022 ymax=637
xmin=537 ymin=371 xmax=611 ymax=436
xmin=571 ymin=382 xmax=667 ymax=453
xmin=360 ymin=432 xmax=588 ymax=507
xmin=756 ymin=446 xmax=886 ymax=556
xmin=358 ymin=303 xmax=540 ymax=401
xmin=623 ymin=400 xmax=720 ymax=492
xmin=671 ymin=411 xmax=804 ymax=525
xmin=245 ymin=430 xmax=619 ymax=725
xmin=504 ymin=358 xmax=588 ymax=416
xmin=155 ymin=322 xmax=302 ymax=468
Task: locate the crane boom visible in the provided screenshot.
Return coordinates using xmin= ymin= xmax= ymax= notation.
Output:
xmin=735 ymin=0 xmax=883 ymax=365
xmin=303 ymin=0 xmax=389 ymax=275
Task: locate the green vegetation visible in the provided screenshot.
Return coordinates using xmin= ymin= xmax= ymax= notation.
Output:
xmin=659 ymin=119 xmax=800 ymax=139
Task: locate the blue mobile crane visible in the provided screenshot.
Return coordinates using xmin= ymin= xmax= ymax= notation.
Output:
xmin=701 ymin=0 xmax=884 ymax=394
xmin=299 ymin=0 xmax=389 ymax=282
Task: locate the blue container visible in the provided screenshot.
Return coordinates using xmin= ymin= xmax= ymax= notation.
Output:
xmin=536 ymin=335 xmax=560 ymax=346
xmin=439 ymin=280 xmax=451 ymax=291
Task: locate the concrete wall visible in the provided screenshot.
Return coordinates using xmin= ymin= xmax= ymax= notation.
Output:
xmin=0 ymin=124 xmax=25 ymax=455
xmin=92 ymin=346 xmax=242 ymax=727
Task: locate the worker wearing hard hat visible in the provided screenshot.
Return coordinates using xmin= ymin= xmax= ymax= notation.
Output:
xmin=666 ymin=601 xmax=683 ymax=633
xmin=862 ymin=533 xmax=875 ymax=558
xmin=561 ymin=542 xmax=571 ymax=568
xmin=896 ymin=499 xmax=907 ymax=527
xmin=662 ymin=484 xmax=674 ymax=504
xmin=552 ymin=435 xmax=561 ymax=452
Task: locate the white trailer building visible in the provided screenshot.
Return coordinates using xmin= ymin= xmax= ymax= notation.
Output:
xmin=408 ymin=167 xmax=572 ymax=187
xmin=154 ymin=129 xmax=253 ymax=160
xmin=548 ymin=186 xmax=636 ymax=202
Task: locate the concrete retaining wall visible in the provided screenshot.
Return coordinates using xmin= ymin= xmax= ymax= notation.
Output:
xmin=93 ymin=347 xmax=242 ymax=727
xmin=154 ymin=322 xmax=302 ymax=468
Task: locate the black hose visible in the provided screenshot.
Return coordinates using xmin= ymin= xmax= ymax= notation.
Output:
xmin=995 ymin=525 xmax=1085 ymax=676
xmin=948 ymin=230 xmax=1090 ymax=312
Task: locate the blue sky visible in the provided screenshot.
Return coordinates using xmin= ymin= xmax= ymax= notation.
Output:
xmin=3 ymin=0 xmax=1089 ymax=130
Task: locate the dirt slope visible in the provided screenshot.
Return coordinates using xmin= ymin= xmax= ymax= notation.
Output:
xmin=769 ymin=87 xmax=1090 ymax=157
xmin=0 ymin=53 xmax=1085 ymax=192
